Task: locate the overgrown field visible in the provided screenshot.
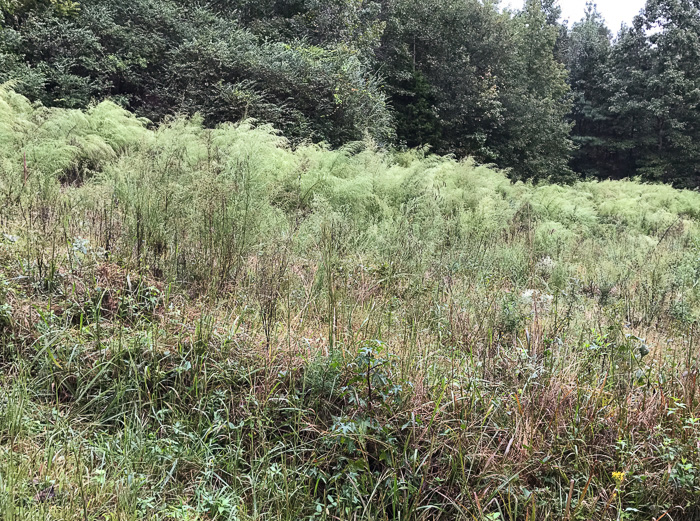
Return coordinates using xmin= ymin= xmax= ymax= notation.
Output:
xmin=2 ymin=86 xmax=700 ymax=520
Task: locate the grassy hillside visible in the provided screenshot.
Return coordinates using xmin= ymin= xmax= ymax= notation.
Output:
xmin=1 ymin=86 xmax=700 ymax=520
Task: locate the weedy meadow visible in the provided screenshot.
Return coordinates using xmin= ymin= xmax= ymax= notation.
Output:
xmin=1 ymin=86 xmax=700 ymax=520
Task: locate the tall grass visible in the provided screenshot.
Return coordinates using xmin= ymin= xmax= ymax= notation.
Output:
xmin=1 ymin=86 xmax=700 ymax=519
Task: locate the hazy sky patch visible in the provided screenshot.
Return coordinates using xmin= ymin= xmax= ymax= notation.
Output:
xmin=506 ymin=0 xmax=647 ymax=31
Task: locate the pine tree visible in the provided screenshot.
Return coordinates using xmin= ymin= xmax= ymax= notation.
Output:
xmin=566 ymin=2 xmax=615 ymax=178
xmin=493 ymin=0 xmax=574 ymax=181
xmin=609 ymin=0 xmax=700 ymax=186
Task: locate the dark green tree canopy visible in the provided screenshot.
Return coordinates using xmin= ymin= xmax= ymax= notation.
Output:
xmin=564 ymin=0 xmax=700 ymax=186
xmin=1 ymin=0 xmax=394 ymax=145
xmin=3 ymin=0 xmax=699 ymax=185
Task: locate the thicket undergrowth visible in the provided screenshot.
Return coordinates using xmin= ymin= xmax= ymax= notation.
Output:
xmin=1 ymin=86 xmax=700 ymax=520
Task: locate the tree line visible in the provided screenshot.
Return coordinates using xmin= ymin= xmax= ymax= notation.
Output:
xmin=1 ymin=0 xmax=699 ymax=186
